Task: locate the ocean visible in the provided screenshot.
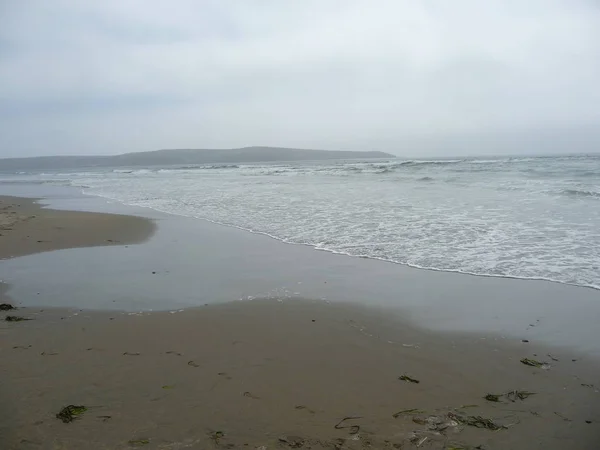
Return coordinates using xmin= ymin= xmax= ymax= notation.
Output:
xmin=2 ymin=154 xmax=599 ymax=290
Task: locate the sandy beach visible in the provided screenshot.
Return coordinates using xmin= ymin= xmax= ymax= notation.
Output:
xmin=1 ymin=196 xmax=599 ymax=449
xmin=0 ymin=196 xmax=155 ymax=260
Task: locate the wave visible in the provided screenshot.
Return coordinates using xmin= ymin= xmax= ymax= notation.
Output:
xmin=0 ymin=179 xmax=73 ymax=186
xmin=204 ymin=164 xmax=239 ymax=170
xmin=400 ymin=159 xmax=464 ymax=167
xmin=158 ymin=164 xmax=240 ymax=173
xmin=562 ymin=189 xmax=600 ymax=198
xmin=469 ymin=159 xmax=505 ymax=164
xmin=301 ymin=160 xmax=467 ymax=174
xmin=573 ymin=171 xmax=599 ymax=178
xmin=172 ymin=165 xmax=201 ymax=170
xmin=52 ymin=172 xmax=99 ymax=177
xmin=467 ymin=157 xmax=537 ymax=164
xmin=93 ymin=157 xmax=559 ymax=179
xmin=111 ymin=169 xmax=154 ymax=175
xmin=170 ymin=164 xmax=240 ymax=171
xmin=0 ymin=180 xmax=47 ymax=185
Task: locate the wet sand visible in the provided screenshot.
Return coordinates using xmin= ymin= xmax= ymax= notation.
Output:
xmin=1 ymin=196 xmax=599 ymax=449
xmin=0 ymin=196 xmax=155 ymax=260
xmin=2 ymin=300 xmax=600 ymax=449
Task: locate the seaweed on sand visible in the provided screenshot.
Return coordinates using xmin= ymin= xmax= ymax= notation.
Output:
xmin=484 ymin=394 xmax=501 ymax=402
xmin=128 ymin=438 xmax=150 ymax=446
xmin=484 ymin=390 xmax=535 ymax=403
xmin=448 ymin=412 xmax=507 ymax=431
xmin=5 ymin=315 xmax=31 ymax=322
xmin=506 ymin=390 xmax=535 ymax=402
xmin=56 ymin=405 xmax=87 ymax=423
xmin=392 ymin=408 xmax=425 ymax=418
xmin=520 ymin=358 xmax=546 ymax=368
xmin=398 ymin=374 xmax=420 ymax=384
xmin=208 ymin=431 xmax=225 ymax=444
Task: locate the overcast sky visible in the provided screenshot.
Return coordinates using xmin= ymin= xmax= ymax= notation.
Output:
xmin=1 ymin=1 xmax=599 ymax=157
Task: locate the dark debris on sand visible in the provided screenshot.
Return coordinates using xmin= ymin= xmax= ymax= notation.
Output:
xmin=128 ymin=438 xmax=150 ymax=446
xmin=56 ymin=405 xmax=87 ymax=423
xmin=398 ymin=374 xmax=420 ymax=383
xmin=392 ymin=408 xmax=425 ymax=418
xmin=447 ymin=412 xmax=507 ymax=431
xmin=279 ymin=435 xmax=306 ymax=448
xmin=208 ymin=430 xmax=225 ymax=445
xmin=484 ymin=390 xmax=535 ymax=403
xmin=520 ymin=357 xmax=547 ymax=368
xmin=5 ymin=315 xmax=32 ymax=322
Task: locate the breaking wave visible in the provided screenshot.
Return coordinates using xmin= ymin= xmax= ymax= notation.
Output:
xmin=562 ymin=189 xmax=600 ymax=199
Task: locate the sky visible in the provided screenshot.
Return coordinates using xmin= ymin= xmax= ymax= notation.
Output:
xmin=1 ymin=0 xmax=599 ymax=158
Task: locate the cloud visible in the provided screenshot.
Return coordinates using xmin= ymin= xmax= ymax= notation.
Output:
xmin=1 ymin=0 xmax=599 ymax=157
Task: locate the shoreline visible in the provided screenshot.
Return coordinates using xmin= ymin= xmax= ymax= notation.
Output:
xmin=1 ymin=192 xmax=600 ymax=448
xmin=77 ymin=189 xmax=600 ymax=292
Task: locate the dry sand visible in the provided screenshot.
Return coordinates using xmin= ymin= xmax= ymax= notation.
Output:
xmin=1 ymin=197 xmax=599 ymax=450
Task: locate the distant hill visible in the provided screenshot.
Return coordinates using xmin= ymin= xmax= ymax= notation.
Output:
xmin=0 ymin=147 xmax=394 ymax=171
